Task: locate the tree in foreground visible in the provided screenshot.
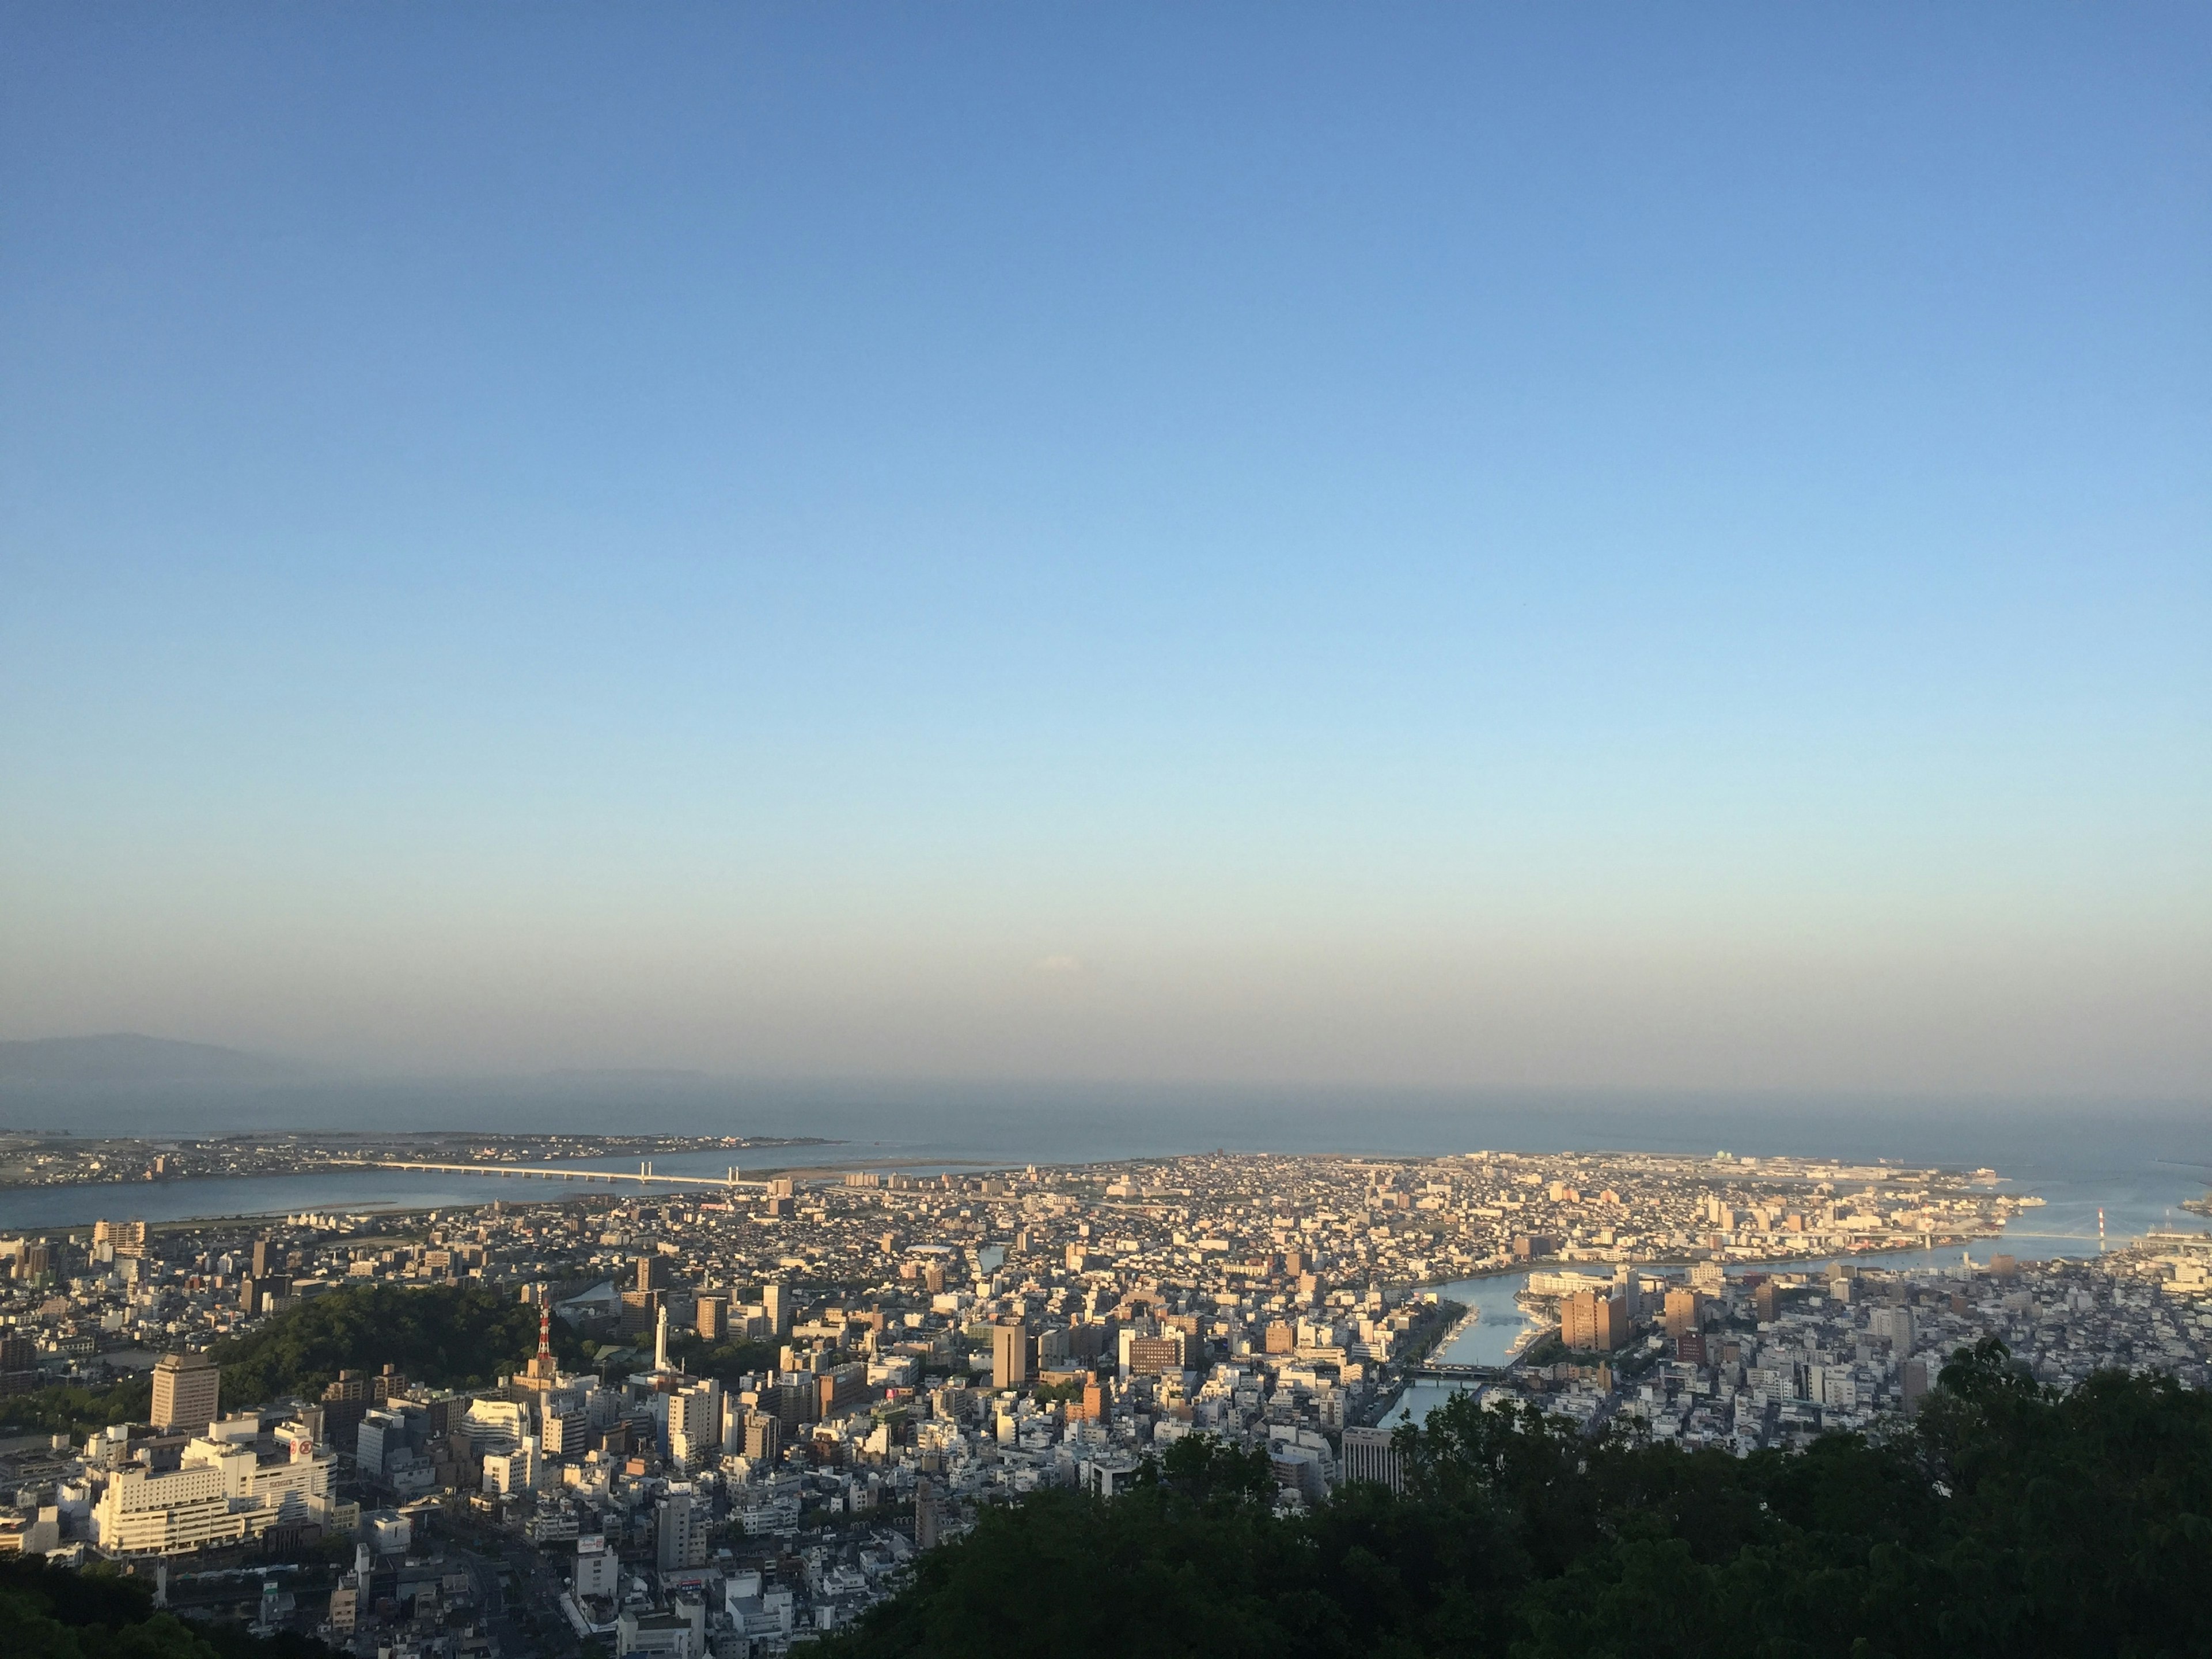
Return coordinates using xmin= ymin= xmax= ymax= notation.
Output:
xmin=822 ymin=1343 xmax=2212 ymax=1659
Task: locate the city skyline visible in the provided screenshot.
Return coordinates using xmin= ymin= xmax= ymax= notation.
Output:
xmin=3 ymin=6 xmax=2207 ymax=1103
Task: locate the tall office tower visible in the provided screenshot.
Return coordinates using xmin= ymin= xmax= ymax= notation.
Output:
xmin=742 ymin=1412 xmax=781 ymax=1462
xmin=762 ymin=1282 xmax=790 ymax=1338
xmin=618 ymin=1289 xmax=662 ymax=1338
xmin=1663 ymin=1289 xmax=1705 ymax=1338
xmin=1870 ymin=1306 xmax=1915 ymax=1353
xmin=1340 ymin=1425 xmax=1403 ymax=1493
xmin=355 ymin=1408 xmax=403 ymax=1479
xmin=0 ymin=1331 xmax=36 ymax=1372
xmin=1593 ymin=1293 xmax=1628 ymax=1351
xmin=1562 ymin=1292 xmax=1628 ymax=1353
xmin=320 ymin=1370 xmax=376 ymax=1453
xmin=655 ymin=1491 xmax=707 ymax=1570
xmin=1613 ymin=1264 xmax=1643 ymax=1319
xmin=991 ymin=1321 xmax=1029 ymax=1391
xmin=150 ymin=1350 xmax=221 ymax=1435
xmin=914 ymin=1477 xmax=938 ymax=1551
xmin=239 ymin=1274 xmax=291 ymax=1316
xmin=694 ymin=1295 xmax=726 ymax=1342
xmin=1560 ymin=1291 xmax=1593 ymax=1350
xmin=1901 ymin=1357 xmax=1931 ymax=1416
xmin=1123 ymin=1333 xmax=1187 ymax=1377
xmin=251 ymin=1239 xmax=277 ymax=1278
xmin=668 ymin=1378 xmax=722 ymax=1472
xmin=637 ymin=1255 xmax=671 ymax=1294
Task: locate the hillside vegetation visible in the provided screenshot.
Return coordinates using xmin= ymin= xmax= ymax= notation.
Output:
xmin=0 ymin=1556 xmax=335 ymax=1658
xmin=0 ymin=1375 xmax=152 ymax=1442
xmin=824 ymin=1339 xmax=2212 ymax=1659
xmin=3 ymin=1282 xmax=588 ymax=1438
xmin=209 ymin=1282 xmax=582 ymax=1407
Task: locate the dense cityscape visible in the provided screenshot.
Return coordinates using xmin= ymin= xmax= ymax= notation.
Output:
xmin=2 ymin=1146 xmax=2206 ymax=1656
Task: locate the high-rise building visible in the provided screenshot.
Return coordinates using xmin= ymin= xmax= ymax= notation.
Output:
xmin=251 ymin=1239 xmax=278 ymax=1279
xmin=575 ymin=1536 xmax=618 ymax=1599
xmin=542 ymin=1406 xmax=586 ymax=1457
xmin=816 ymin=1362 xmax=868 ymax=1418
xmin=619 ymin=1289 xmax=662 ymax=1338
xmin=1901 ymin=1356 xmax=1931 ymax=1416
xmin=1123 ymin=1334 xmax=1187 ymax=1377
xmin=991 ymin=1322 xmax=1029 ymax=1390
xmin=694 ymin=1295 xmax=726 ymax=1342
xmin=94 ymin=1219 xmax=147 ymax=1251
xmin=768 ymin=1378 xmax=817 ymax=1429
xmin=1075 ymin=1377 xmax=1111 ymax=1422
xmin=320 ymin=1368 xmax=400 ymax=1453
xmin=762 ymin=1282 xmax=790 ymax=1339
xmin=1340 ymin=1425 xmax=1403 ymax=1493
xmin=150 ymin=1351 xmax=221 ymax=1435
xmin=1663 ymin=1289 xmax=1705 ymax=1339
xmin=239 ymin=1274 xmax=291 ymax=1316
xmin=1560 ymin=1292 xmax=1628 ymax=1353
xmin=915 ymin=1476 xmax=939 ymax=1550
xmin=355 ymin=1408 xmax=403 ymax=1478
xmin=637 ymin=1255 xmax=671 ymax=1294
xmin=669 ymin=1378 xmax=722 ymax=1472
xmin=742 ymin=1412 xmax=781 ymax=1462
xmin=656 ymin=1491 xmax=707 ymax=1570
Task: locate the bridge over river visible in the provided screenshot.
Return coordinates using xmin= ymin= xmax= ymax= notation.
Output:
xmin=339 ymin=1160 xmax=769 ymax=1191
xmin=1402 ymin=1362 xmax=1510 ymax=1382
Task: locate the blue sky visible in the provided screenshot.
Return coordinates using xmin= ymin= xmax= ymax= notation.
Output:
xmin=2 ymin=5 xmax=2206 ymax=1097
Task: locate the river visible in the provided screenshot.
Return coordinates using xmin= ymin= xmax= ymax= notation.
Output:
xmin=1381 ymin=1155 xmax=2209 ymax=1430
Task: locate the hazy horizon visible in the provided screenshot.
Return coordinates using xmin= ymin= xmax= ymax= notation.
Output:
xmin=5 ymin=7 xmax=2207 ymax=1106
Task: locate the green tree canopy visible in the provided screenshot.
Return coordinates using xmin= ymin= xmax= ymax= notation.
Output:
xmin=209 ymin=1282 xmax=586 ymax=1407
xmin=823 ymin=1343 xmax=2212 ymax=1659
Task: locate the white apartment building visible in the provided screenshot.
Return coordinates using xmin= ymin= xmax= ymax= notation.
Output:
xmin=667 ymin=1379 xmax=721 ymax=1473
xmin=94 ymin=1426 xmax=335 ymax=1554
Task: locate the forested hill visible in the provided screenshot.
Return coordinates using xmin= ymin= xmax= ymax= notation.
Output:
xmin=823 ymin=1340 xmax=2212 ymax=1659
xmin=0 ymin=1555 xmax=335 ymax=1658
xmin=210 ymin=1282 xmax=584 ymax=1407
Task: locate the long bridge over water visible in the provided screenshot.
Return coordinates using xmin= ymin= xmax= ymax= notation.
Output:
xmin=340 ymin=1160 xmax=769 ymax=1191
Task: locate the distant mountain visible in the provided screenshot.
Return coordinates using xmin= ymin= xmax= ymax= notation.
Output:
xmin=0 ymin=1033 xmax=300 ymax=1088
